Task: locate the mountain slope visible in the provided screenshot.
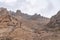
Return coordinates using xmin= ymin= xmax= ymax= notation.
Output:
xmin=0 ymin=7 xmax=50 ymax=40
xmin=47 ymin=11 xmax=60 ymax=29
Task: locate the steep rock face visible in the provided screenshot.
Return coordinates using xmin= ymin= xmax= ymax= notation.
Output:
xmin=0 ymin=14 xmax=20 ymax=37
xmin=39 ymin=11 xmax=60 ymax=40
xmin=47 ymin=11 xmax=60 ymax=28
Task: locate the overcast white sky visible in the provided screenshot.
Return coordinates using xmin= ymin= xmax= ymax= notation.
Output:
xmin=0 ymin=0 xmax=60 ymax=18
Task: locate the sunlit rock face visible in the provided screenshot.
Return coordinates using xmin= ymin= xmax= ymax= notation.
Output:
xmin=0 ymin=8 xmax=20 ymax=38
xmin=0 ymin=14 xmax=19 ymax=37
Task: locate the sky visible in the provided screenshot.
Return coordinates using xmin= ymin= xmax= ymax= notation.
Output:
xmin=0 ymin=0 xmax=60 ymax=18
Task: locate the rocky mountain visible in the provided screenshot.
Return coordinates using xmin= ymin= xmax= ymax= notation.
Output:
xmin=1 ymin=7 xmax=60 ymax=40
